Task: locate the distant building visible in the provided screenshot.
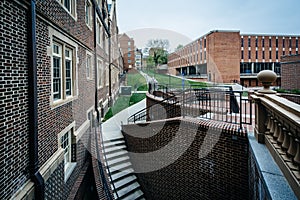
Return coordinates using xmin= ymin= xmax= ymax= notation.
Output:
xmin=135 ymin=48 xmax=143 ymax=70
xmin=119 ymin=33 xmax=135 ymax=71
xmin=168 ymin=30 xmax=299 ymax=85
xmin=281 ymin=54 xmax=300 ymax=90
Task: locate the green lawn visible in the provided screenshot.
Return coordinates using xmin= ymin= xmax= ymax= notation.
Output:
xmin=126 ymin=70 xmax=148 ymax=91
xmin=144 ymin=69 xmax=207 ymax=89
xmin=103 ymin=69 xmax=147 ymax=122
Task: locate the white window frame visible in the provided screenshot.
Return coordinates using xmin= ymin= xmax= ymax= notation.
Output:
xmin=85 ymin=0 xmax=92 ymax=29
xmin=86 ymin=52 xmax=93 ymax=80
xmin=97 ymin=58 xmax=104 ymax=88
xmin=105 ymin=63 xmax=109 ymax=86
xmin=58 ymin=122 xmax=77 ymax=182
xmin=52 ymin=40 xmax=76 ymax=104
xmin=53 ymin=42 xmax=63 ymax=101
xmin=96 ymin=18 xmax=102 ymax=46
xmin=57 ymin=0 xmax=77 ymax=19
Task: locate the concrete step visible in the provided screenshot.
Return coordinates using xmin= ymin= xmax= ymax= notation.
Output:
xmin=112 ymin=175 xmax=137 ymax=190
xmin=103 ymin=144 xmax=127 ymax=154
xmin=116 ymin=182 xmax=141 ymax=199
xmin=106 ymin=156 xmax=130 ymax=167
xmin=108 ymin=162 xmax=132 ymax=174
xmin=105 ymin=150 xmax=128 ymax=160
xmin=110 ymin=168 xmax=134 ymax=182
xmin=121 ymin=189 xmax=144 ymax=200
xmin=103 ymin=140 xmax=125 ymax=148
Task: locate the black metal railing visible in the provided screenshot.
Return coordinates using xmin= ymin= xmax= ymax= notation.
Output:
xmin=128 ymin=84 xmax=252 ymax=129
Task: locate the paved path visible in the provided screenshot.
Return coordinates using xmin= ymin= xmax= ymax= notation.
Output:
xmin=101 ymin=99 xmax=146 ymax=141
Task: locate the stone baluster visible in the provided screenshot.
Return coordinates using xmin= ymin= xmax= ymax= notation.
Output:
xmin=265 ymin=114 xmax=271 ymax=132
xmin=281 ymin=127 xmax=290 ymax=151
xmin=287 ymin=129 xmax=297 ymax=159
xmin=270 ymin=118 xmax=276 ymax=136
xmin=277 ymin=124 xmax=285 ymax=145
xmin=273 ymin=120 xmax=280 ymax=140
xmin=268 ymin=116 xmax=275 ymax=136
xmin=294 ymin=138 xmax=300 ymax=166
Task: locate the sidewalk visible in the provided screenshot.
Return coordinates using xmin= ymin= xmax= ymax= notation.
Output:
xmin=101 ymin=99 xmax=146 ymax=141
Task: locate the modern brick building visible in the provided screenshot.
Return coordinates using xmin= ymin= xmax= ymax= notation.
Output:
xmin=168 ymin=30 xmax=299 ymax=86
xmin=119 ymin=33 xmax=135 ymax=72
xmin=0 ymin=0 xmax=121 ymax=199
xmin=281 ymin=54 xmax=300 ymax=90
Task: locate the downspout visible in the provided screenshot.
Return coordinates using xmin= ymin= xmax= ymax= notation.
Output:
xmin=108 ymin=18 xmax=112 ymax=105
xmin=93 ymin=2 xmax=100 ymax=122
xmin=28 ymin=0 xmax=45 ymax=199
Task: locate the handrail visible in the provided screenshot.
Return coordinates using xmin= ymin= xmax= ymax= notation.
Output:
xmin=94 ymin=123 xmax=116 ymax=200
xmin=128 ymin=84 xmax=252 ymax=129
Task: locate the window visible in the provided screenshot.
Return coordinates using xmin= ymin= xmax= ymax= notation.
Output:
xmin=128 ymin=59 xmax=131 ymax=63
xmin=97 ymin=59 xmax=104 ymax=88
xmin=283 ymin=50 xmax=285 ymax=56
xmin=269 ymin=50 xmax=272 ymax=59
xmin=269 ymin=38 xmax=272 ymax=47
xmin=128 ymin=53 xmax=131 ymax=57
xmin=283 ymin=38 xmax=285 ymax=48
xmin=248 ymin=37 xmax=251 ymax=47
xmin=255 ymin=37 xmax=258 ymax=48
xmin=276 ymin=38 xmax=278 ymax=48
xmin=296 ymin=38 xmax=298 ymax=48
xmin=128 ymin=47 xmax=131 ymax=51
xmin=289 ymin=38 xmax=292 ymax=48
xmin=256 ymin=51 xmax=258 ymax=59
xmin=262 ymin=38 xmax=265 ymax=47
xmin=86 ymin=54 xmax=92 ymax=79
xmin=262 ymin=51 xmax=265 ymax=59
xmin=241 ymin=50 xmax=244 ymax=59
xmin=248 ymin=50 xmax=251 ymax=59
xmin=96 ymin=19 xmax=102 ymax=46
xmin=241 ymin=38 xmax=244 ymax=47
xmin=58 ymin=0 xmax=76 ymax=16
xmin=276 ymin=51 xmax=278 ymax=59
xmin=85 ymin=0 xmax=92 ymax=28
xmin=128 ymin=41 xmax=131 ymax=46
xmin=105 ymin=64 xmax=109 ymax=86
xmin=52 ymin=41 xmax=76 ymax=103
xmin=204 ymin=38 xmax=206 ymax=48
xmin=59 ymin=124 xmax=76 ymax=182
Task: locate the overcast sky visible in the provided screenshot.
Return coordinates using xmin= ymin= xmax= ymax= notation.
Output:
xmin=116 ymin=0 xmax=300 ymax=51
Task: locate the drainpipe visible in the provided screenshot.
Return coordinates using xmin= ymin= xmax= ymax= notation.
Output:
xmin=108 ymin=18 xmax=112 ymax=106
xmin=28 ymin=0 xmax=45 ymax=199
xmin=93 ymin=2 xmax=100 ymax=122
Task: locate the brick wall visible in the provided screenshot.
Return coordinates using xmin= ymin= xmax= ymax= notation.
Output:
xmin=122 ymin=119 xmax=249 ymax=200
xmin=281 ymin=54 xmax=300 ymax=90
xmin=0 ymin=1 xmax=30 ymax=199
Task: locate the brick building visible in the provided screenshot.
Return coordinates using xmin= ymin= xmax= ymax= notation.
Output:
xmin=119 ymin=33 xmax=135 ymax=72
xmin=281 ymin=54 xmax=300 ymax=90
xmin=0 ymin=0 xmax=121 ymax=199
xmin=168 ymin=30 xmax=299 ymax=86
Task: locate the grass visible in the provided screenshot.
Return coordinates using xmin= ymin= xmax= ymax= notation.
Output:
xmin=102 ymin=69 xmax=147 ymax=122
xmin=144 ymin=69 xmax=207 ymax=89
xmin=126 ymin=70 xmax=148 ymax=91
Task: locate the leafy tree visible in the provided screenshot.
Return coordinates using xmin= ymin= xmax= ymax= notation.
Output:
xmin=175 ymin=44 xmax=183 ymax=51
xmin=146 ymin=39 xmax=169 ymax=67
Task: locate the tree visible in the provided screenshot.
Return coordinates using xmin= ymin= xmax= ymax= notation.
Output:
xmin=146 ymin=39 xmax=170 ymax=67
xmin=175 ymin=44 xmax=183 ymax=51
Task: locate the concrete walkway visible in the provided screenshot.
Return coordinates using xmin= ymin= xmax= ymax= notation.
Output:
xmin=101 ymin=99 xmax=146 ymax=141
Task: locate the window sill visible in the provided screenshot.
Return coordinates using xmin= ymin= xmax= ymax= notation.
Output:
xmin=51 ymin=96 xmax=78 ymax=109
xmin=64 ymin=162 xmax=77 ymax=183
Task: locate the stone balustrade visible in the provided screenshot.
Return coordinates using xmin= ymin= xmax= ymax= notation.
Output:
xmin=251 ymin=70 xmax=300 ymax=198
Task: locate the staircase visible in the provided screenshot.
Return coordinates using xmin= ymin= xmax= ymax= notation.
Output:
xmin=103 ymin=137 xmax=145 ymax=200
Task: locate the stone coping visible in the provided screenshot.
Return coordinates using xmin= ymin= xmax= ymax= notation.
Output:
xmin=248 ymin=132 xmax=297 ymax=200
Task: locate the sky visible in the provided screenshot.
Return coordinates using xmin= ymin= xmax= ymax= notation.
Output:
xmin=115 ymin=0 xmax=300 ymax=51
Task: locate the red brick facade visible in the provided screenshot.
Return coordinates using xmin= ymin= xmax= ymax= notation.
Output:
xmin=119 ymin=33 xmax=135 ymax=72
xmin=0 ymin=0 xmax=121 ymax=199
xmin=168 ymin=30 xmax=299 ymax=86
xmin=281 ymin=54 xmax=300 ymax=90
xmin=122 ymin=119 xmax=249 ymax=200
